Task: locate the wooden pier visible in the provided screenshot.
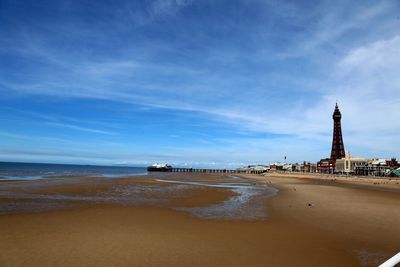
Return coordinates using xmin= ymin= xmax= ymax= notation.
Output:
xmin=170 ymin=168 xmax=264 ymax=175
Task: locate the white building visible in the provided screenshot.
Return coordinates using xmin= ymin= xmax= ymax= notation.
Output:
xmin=335 ymin=151 xmax=367 ymax=174
xmin=354 ymin=158 xmax=390 ymax=177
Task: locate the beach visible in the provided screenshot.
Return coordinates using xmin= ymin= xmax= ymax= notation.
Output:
xmin=1 ymin=172 xmax=399 ymax=267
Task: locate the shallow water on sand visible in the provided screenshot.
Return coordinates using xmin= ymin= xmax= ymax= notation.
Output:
xmin=156 ymin=178 xmax=278 ymax=220
xmin=0 ymin=174 xmax=277 ymax=220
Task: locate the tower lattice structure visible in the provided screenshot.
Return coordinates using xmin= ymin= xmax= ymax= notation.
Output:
xmin=330 ymin=103 xmax=345 ymax=162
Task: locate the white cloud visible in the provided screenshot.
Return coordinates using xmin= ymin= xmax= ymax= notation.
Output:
xmin=279 ymin=1 xmax=397 ymax=58
xmin=150 ymin=0 xmax=192 ymax=17
xmin=337 ymin=35 xmax=400 ymax=88
xmin=122 ymin=0 xmax=192 ymax=27
xmin=45 ymin=122 xmax=119 ymax=136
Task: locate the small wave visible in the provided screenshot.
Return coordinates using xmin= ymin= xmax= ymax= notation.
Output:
xmin=155 ymin=179 xmax=255 ymax=189
xmin=0 ymin=175 xmax=44 ymax=181
xmin=102 ymin=172 xmax=148 ymax=178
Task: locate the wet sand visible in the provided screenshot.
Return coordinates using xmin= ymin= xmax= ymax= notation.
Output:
xmin=246 ymin=172 xmax=400 ymax=266
xmin=1 ymin=172 xmax=399 ymax=266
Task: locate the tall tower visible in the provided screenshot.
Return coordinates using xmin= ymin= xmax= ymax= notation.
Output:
xmin=330 ymin=103 xmax=345 ymax=162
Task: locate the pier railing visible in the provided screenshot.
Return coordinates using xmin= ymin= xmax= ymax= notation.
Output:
xmin=170 ymin=168 xmax=265 ymax=174
xmin=379 ymin=252 xmax=400 ymax=267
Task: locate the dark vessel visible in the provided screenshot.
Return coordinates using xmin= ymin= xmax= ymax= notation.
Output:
xmin=147 ymin=163 xmax=172 ymax=172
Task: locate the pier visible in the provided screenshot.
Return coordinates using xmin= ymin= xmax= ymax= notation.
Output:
xmin=170 ymin=168 xmax=264 ymax=174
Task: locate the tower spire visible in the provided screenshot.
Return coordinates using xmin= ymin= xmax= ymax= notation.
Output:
xmin=330 ymin=103 xmax=345 ymax=162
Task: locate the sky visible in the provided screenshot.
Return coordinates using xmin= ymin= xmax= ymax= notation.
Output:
xmin=0 ymin=0 xmax=399 ymax=167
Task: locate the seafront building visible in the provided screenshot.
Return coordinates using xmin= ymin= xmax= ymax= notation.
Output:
xmin=387 ymin=168 xmax=400 ymax=177
xmin=262 ymin=158 xmax=399 ymax=177
xmin=317 ymin=158 xmax=335 ymax=174
xmin=335 ymin=151 xmax=367 ymax=175
xmin=295 ymin=162 xmax=317 ymax=173
xmin=239 ymin=165 xmax=270 ymax=173
xmin=354 ymin=158 xmax=400 ymax=177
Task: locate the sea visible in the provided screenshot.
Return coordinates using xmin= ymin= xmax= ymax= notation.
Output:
xmin=0 ymin=162 xmax=148 ymax=181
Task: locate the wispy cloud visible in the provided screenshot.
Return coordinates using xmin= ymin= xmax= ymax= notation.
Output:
xmin=1 ymin=108 xmax=120 ymax=136
xmin=0 ymin=131 xmax=29 ymax=140
xmin=121 ymin=0 xmax=193 ymax=27
xmin=150 ymin=0 xmax=192 ymax=17
xmin=45 ymin=122 xmax=118 ymax=135
xmin=278 ymin=1 xmax=399 ymax=58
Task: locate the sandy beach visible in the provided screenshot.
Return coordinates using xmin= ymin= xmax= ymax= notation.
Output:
xmin=1 ymin=172 xmax=399 ymax=267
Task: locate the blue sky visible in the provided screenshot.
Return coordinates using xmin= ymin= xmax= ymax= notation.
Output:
xmin=1 ymin=0 xmax=399 ymax=167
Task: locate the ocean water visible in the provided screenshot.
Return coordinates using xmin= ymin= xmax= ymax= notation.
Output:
xmin=0 ymin=162 xmax=147 ymax=181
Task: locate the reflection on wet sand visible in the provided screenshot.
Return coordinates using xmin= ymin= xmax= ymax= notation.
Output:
xmin=156 ymin=178 xmax=277 ymax=220
xmin=0 ymin=173 xmax=277 ymax=220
